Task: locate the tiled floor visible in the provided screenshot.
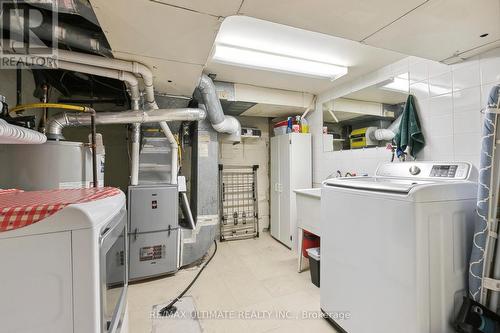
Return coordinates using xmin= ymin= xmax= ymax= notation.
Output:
xmin=127 ymin=231 xmax=336 ymax=333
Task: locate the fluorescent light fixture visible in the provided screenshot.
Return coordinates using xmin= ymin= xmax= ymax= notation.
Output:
xmin=212 ymin=44 xmax=348 ymax=80
xmin=380 ymin=73 xmax=409 ymax=93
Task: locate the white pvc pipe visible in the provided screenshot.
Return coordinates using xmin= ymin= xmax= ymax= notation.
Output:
xmin=0 ymin=119 xmax=47 ymax=144
xmin=55 ymin=50 xmax=159 ymax=184
xmin=52 ymin=55 xmax=144 ymax=185
xmin=130 ymin=123 xmax=141 ymax=186
xmin=53 ymin=50 xmax=180 ymax=184
xmin=159 ymin=121 xmax=178 ymax=185
xmin=57 ymin=49 xmax=158 ymax=109
xmin=55 ymin=60 xmax=140 ymax=109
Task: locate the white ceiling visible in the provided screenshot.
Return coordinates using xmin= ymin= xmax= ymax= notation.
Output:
xmin=239 ymin=0 xmax=428 ymax=42
xmin=90 ymin=0 xmax=223 ymax=97
xmin=205 ymin=16 xmax=405 ymax=94
xmin=238 ymin=0 xmax=500 ymax=62
xmin=364 ymin=0 xmax=500 ymax=62
xmin=89 ymin=0 xmax=500 ymax=99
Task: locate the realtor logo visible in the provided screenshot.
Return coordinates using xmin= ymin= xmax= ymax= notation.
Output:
xmin=0 ymin=1 xmax=58 ymax=68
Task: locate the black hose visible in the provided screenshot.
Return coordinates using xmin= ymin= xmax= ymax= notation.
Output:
xmin=159 ymin=240 xmax=218 ymax=316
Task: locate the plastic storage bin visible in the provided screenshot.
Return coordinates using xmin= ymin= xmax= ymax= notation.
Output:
xmin=302 ymin=230 xmax=320 ymax=257
xmin=306 ymin=247 xmax=320 ymax=287
xmin=273 ymin=120 xmax=288 ymax=136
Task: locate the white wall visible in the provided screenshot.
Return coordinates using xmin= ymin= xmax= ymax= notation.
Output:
xmin=219 ymin=116 xmax=270 ymax=231
xmin=310 ymin=48 xmax=500 ymax=186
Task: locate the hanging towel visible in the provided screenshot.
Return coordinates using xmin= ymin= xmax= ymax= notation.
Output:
xmin=394 ymin=95 xmax=425 ymax=158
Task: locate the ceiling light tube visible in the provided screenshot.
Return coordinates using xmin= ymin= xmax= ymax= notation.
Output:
xmin=212 ymin=44 xmax=348 ymax=80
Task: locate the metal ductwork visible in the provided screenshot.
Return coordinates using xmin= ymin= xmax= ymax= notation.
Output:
xmin=196 ymin=74 xmax=241 ymax=143
xmin=47 ymin=108 xmax=206 ymax=140
xmin=7 ymin=6 xmax=110 ymax=56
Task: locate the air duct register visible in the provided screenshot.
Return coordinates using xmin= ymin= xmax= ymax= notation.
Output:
xmin=241 ymin=127 xmax=262 ymax=139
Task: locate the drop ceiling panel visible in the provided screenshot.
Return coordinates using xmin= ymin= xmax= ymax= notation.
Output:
xmin=150 ymin=0 xmax=243 ymax=17
xmin=113 ymin=51 xmax=203 ymax=96
xmin=364 ymin=0 xmax=500 ymax=61
xmin=239 ymin=0 xmax=427 ymax=41
xmin=90 ymin=0 xmax=221 ymax=65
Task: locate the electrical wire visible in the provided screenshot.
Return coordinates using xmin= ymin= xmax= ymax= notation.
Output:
xmin=159 ymin=240 xmax=218 ymax=316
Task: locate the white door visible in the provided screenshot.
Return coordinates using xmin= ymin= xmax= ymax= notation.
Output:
xmin=270 ymin=137 xmax=280 ymax=240
xmin=279 ymin=134 xmax=291 ymax=247
xmin=289 ymin=133 xmax=312 ymax=251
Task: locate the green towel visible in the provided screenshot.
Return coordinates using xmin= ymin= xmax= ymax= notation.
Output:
xmin=394 ymin=94 xmax=425 ymax=158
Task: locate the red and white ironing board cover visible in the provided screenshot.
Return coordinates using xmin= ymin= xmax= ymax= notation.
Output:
xmin=0 ymin=187 xmax=121 ymax=232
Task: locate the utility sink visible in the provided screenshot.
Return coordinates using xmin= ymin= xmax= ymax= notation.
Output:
xmin=294 ymin=188 xmax=321 ymax=236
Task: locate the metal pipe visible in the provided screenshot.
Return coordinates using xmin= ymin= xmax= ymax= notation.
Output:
xmin=181 ymin=192 xmax=196 ymax=229
xmin=16 ymin=66 xmax=21 ymax=105
xmin=38 ymin=84 xmax=49 ymax=134
xmin=47 ymin=108 xmax=206 ymax=140
xmin=196 ymin=74 xmax=241 ymax=142
xmin=90 ymin=112 xmax=98 ymax=187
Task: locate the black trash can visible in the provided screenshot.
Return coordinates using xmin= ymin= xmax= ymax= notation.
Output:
xmin=306 ymin=247 xmax=320 ymax=287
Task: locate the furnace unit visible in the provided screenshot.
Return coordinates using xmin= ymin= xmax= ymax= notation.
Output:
xmin=128 ymin=184 xmax=179 ymax=280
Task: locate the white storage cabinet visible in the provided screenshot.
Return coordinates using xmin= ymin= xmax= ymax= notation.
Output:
xmin=270 ymin=133 xmax=311 ymax=250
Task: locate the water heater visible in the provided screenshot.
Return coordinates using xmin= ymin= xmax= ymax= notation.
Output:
xmin=0 ymin=141 xmax=104 ymax=190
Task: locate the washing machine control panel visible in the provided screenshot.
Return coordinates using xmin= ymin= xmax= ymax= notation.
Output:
xmin=430 ymin=164 xmax=459 ymax=178
xmin=376 ymin=162 xmax=471 ymax=180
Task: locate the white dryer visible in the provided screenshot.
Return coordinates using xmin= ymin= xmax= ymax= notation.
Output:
xmin=0 ymin=190 xmax=128 ymax=333
xmin=320 ymin=162 xmax=477 ymax=333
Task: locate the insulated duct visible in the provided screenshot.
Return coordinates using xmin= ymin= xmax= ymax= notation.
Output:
xmin=0 ymin=118 xmax=47 ymax=144
xmin=196 ymin=74 xmax=241 ymax=142
xmin=47 ymin=108 xmax=206 ymax=139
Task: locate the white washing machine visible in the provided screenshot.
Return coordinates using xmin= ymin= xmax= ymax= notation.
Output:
xmin=0 ymin=191 xmax=128 ymax=333
xmin=320 ymin=162 xmax=478 ymax=333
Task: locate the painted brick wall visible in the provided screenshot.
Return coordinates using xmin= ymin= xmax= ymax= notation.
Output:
xmin=219 ymin=116 xmax=270 ymax=231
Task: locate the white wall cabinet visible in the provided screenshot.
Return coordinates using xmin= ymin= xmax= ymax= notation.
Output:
xmin=270 ymin=133 xmax=311 ymax=250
